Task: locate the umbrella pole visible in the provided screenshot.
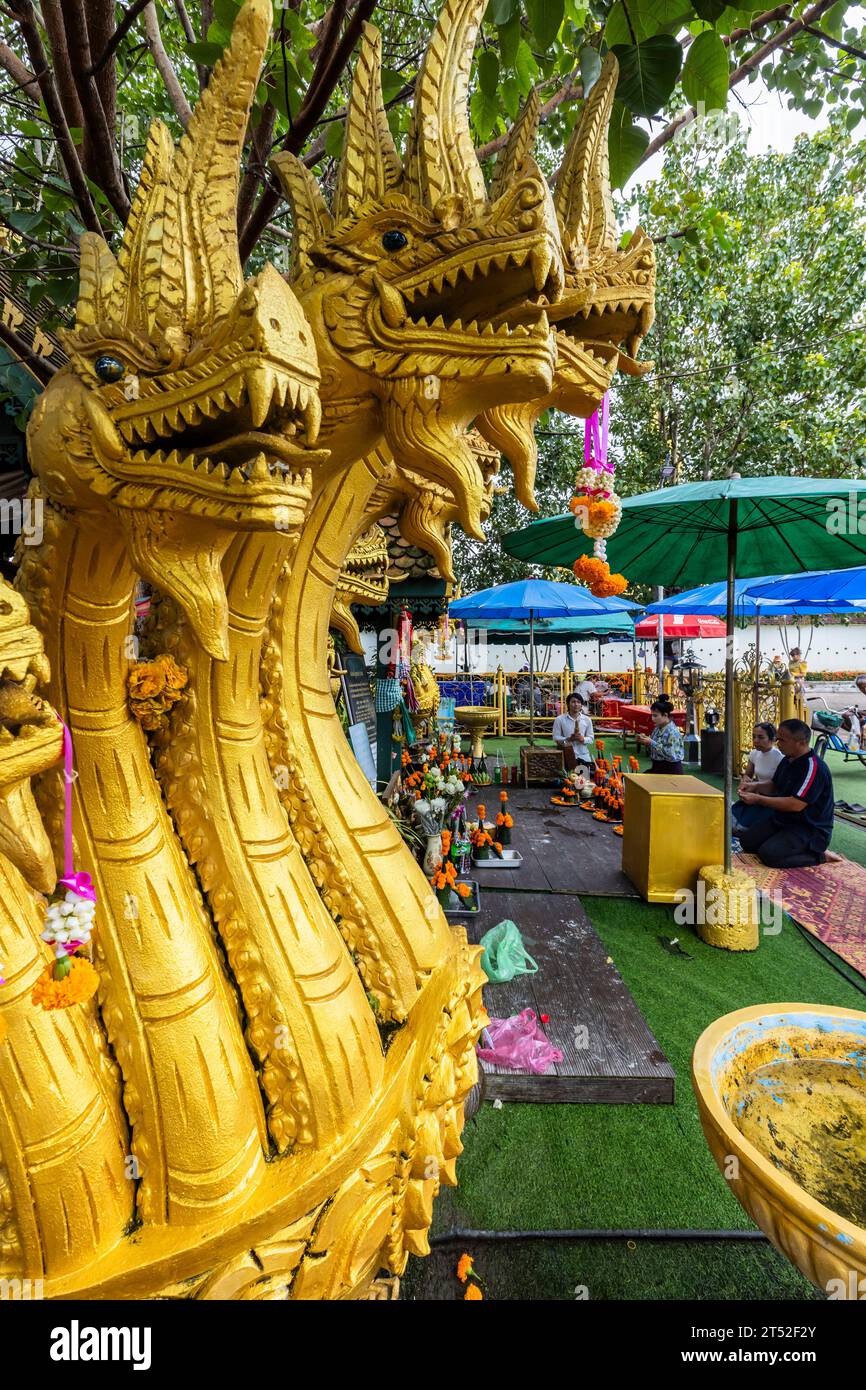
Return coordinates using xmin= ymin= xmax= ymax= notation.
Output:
xmin=656 ymin=589 xmax=665 ymax=691
xmin=724 ymin=500 xmax=739 ymax=874
xmin=529 ymin=610 xmax=535 ymax=747
xmin=753 ymin=609 xmax=761 ymax=724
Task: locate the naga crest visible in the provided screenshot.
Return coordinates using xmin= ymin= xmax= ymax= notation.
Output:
xmin=271 ymin=0 xmax=562 ymax=538
xmin=479 ymin=55 xmax=656 ymax=508
xmin=331 ymin=524 xmax=390 ymax=652
xmin=27 ymin=0 xmax=325 ymax=658
xmin=0 ymin=582 xmax=61 ymax=895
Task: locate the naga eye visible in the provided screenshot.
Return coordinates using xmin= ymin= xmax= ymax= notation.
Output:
xmin=381 ymin=229 xmax=408 ymax=252
xmin=94 ymin=355 xmax=125 ymax=383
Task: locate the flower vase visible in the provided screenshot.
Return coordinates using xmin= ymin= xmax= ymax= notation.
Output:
xmin=423 ymin=832 xmax=443 ymax=876
xmin=495 ymin=825 xmax=512 ymax=847
xmin=436 ymin=885 xmax=458 ymax=911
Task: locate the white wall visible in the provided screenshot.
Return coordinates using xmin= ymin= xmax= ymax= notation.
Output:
xmin=360 ymin=623 xmax=866 ymax=677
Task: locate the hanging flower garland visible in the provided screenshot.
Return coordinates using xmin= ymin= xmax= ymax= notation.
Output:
xmin=570 ymin=393 xmax=628 ymax=598
xmin=32 ymin=721 xmax=99 ymax=1011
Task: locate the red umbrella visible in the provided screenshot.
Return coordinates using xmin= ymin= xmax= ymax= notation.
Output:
xmin=635 ymin=613 xmax=727 ymax=639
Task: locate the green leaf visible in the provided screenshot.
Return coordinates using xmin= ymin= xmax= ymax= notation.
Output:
xmin=213 ymin=0 xmax=241 ymax=30
xmin=325 ymin=121 xmax=344 ymax=159
xmin=608 ymin=98 xmax=649 ymax=188
xmin=478 ymin=48 xmax=500 ymax=98
xmin=485 ymin=0 xmax=517 ymax=23
xmin=502 ymin=74 xmax=521 ymax=119
xmin=682 ymin=29 xmax=728 ymax=111
xmin=498 ymin=14 xmax=521 ymax=67
xmin=612 ymin=36 xmax=683 ymax=117
xmin=470 ymin=87 xmax=501 ymax=141
xmin=692 ymin=0 xmax=728 ymax=21
xmin=605 ymin=0 xmax=692 ymax=44
xmin=185 ymin=40 xmax=225 ymax=65
xmin=526 ymin=0 xmax=565 ymax=51
xmin=579 ymin=44 xmax=602 ymax=94
xmin=515 ymin=39 xmax=540 ymax=95
xmin=381 ymin=67 xmax=405 ymax=104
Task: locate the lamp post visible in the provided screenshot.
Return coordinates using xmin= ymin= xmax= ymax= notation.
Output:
xmin=673 ymin=646 xmax=705 ymax=766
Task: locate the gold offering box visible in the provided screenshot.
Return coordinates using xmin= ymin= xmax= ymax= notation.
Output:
xmin=622 ymin=774 xmax=724 ymax=903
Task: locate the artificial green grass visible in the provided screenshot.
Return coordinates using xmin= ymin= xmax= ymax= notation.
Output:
xmin=429 ymin=904 xmax=865 ymax=1240
xmin=405 ymin=1238 xmax=821 ymax=1301
xmin=407 ymin=729 xmax=866 ymax=1298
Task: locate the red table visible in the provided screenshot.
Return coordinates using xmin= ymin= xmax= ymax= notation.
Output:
xmin=600 ymin=696 xmax=628 ymax=718
xmin=620 ymin=704 xmax=686 ymax=736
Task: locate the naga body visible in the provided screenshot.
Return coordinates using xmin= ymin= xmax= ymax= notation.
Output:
xmin=0 ymin=0 xmax=654 ymax=1299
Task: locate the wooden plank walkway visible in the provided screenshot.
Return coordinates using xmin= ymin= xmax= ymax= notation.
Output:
xmin=469 ymin=891 xmax=675 ymax=1104
xmin=469 ymin=787 xmax=639 ymax=898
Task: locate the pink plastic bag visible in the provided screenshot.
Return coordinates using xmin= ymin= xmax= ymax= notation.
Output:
xmin=477 ymin=1009 xmax=563 ymax=1075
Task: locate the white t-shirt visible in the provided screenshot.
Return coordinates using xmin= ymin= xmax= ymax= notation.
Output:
xmin=576 ymin=680 xmax=596 ymax=704
xmin=552 ymin=711 xmax=594 ymax=761
xmin=749 ymin=745 xmax=784 ymax=780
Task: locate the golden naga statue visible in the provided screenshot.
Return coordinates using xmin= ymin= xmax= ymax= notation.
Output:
xmin=0 ymin=0 xmax=654 ymax=1300
xmin=479 ymin=54 xmax=656 ymax=502
xmin=331 ymin=524 xmax=390 ymax=654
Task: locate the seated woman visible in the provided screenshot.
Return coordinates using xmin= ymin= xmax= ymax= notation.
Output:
xmin=636 ymin=696 xmax=684 ymax=773
xmin=737 ymin=718 xmax=841 ymax=868
xmin=732 ymin=722 xmax=784 ymax=833
xmin=552 ymin=691 xmax=594 ymax=772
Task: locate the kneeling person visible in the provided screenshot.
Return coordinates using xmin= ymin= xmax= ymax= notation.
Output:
xmin=737 ymin=719 xmax=838 ymax=868
xmin=553 ymin=692 xmax=594 ymax=772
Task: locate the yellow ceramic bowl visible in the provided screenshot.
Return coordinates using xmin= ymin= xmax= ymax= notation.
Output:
xmin=692 ymin=1003 xmax=866 ymax=1299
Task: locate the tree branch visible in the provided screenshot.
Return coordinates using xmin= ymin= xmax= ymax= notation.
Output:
xmin=239 ymin=0 xmax=376 ymax=263
xmin=803 ymin=24 xmax=866 ymax=63
xmin=0 ymin=42 xmax=39 ymax=101
xmin=8 ymin=0 xmax=103 ymax=233
xmin=41 ymin=0 xmax=85 ymax=134
xmin=83 ymin=0 xmax=153 ymax=76
xmin=60 ymin=0 xmax=130 ymax=219
xmin=142 ymin=1 xmax=193 ymax=127
xmin=640 ymin=0 xmax=839 ymax=166
xmin=0 ymin=318 xmax=57 ymax=385
xmin=172 ymin=0 xmax=207 ymax=90
xmin=237 ymin=99 xmax=277 ymax=231
xmin=85 ymin=0 xmax=117 ymax=144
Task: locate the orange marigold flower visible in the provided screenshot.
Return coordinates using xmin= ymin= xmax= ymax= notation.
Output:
xmin=457 ymin=1253 xmax=475 ymax=1283
xmin=464 ymin=1284 xmax=483 ymax=1300
xmin=456 ymin=883 xmax=471 ymax=898
xmin=32 ymin=956 xmax=99 ymax=1011
xmin=499 ymin=791 xmax=508 ymax=803
xmin=477 ymin=804 xmax=486 ymax=819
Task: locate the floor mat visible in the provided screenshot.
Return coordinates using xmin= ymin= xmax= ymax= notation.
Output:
xmin=735 ymin=852 xmax=866 ymax=979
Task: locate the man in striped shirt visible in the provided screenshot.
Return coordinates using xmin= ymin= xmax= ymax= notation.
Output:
xmin=736 ymin=719 xmax=840 ymax=868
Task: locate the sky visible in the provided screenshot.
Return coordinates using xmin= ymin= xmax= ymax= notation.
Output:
xmin=634 ymin=74 xmax=831 ymax=188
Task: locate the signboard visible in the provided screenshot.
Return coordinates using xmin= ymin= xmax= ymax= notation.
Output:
xmin=341 ymin=652 xmax=377 ymax=743
xmin=347 ymin=722 xmax=377 ymax=789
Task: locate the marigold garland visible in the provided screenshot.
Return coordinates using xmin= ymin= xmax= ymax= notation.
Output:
xmin=31 ymin=956 xmax=99 ymax=1011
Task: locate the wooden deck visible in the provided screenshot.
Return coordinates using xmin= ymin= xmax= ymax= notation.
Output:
xmin=469 ymin=787 xmax=639 ymax=898
xmin=465 ymin=792 xmax=674 ymax=1105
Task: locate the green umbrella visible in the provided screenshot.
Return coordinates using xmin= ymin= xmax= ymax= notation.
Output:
xmin=503 ymin=476 xmax=866 ymax=870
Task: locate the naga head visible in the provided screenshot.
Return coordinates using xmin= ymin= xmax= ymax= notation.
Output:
xmin=478 ymin=55 xmax=656 ymax=508
xmin=271 ymin=1 xmax=562 ymax=540
xmin=0 ymin=581 xmax=62 ymax=894
xmin=27 ymin=0 xmax=326 ymax=659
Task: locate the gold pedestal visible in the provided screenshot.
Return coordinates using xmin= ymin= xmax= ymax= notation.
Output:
xmin=454 ymin=706 xmax=494 ymax=761
xmin=622 ymin=774 xmax=724 ymax=903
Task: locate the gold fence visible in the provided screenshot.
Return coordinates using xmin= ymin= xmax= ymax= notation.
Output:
xmin=437 ymin=654 xmax=808 ymax=767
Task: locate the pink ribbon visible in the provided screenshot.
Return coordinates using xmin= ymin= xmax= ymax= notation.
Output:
xmin=56 ymin=718 xmax=97 ymax=904
xmin=584 ymin=392 xmax=611 ymax=473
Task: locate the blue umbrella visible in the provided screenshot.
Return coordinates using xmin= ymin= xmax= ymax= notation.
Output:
xmin=449 ymin=579 xmax=640 ymax=621
xmin=644 ymin=575 xmax=864 ymax=617
xmin=745 ymin=567 xmax=866 ymax=609
xmin=449 ymin=581 xmax=640 ymax=743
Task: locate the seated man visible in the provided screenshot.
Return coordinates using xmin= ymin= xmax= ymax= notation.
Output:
xmin=552 ymin=691 xmax=594 ymax=772
xmin=737 ymin=718 xmax=840 ymax=868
